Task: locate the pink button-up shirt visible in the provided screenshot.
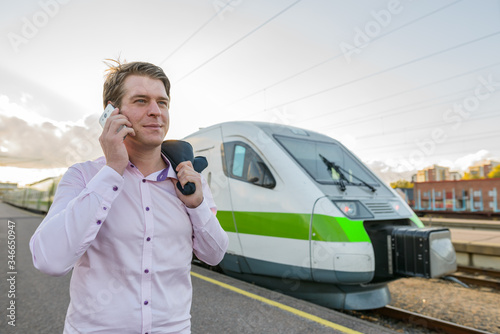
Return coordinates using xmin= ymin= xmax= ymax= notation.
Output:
xmin=29 ymin=156 xmax=228 ymax=334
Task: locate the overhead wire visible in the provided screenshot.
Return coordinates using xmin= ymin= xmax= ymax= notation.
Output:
xmin=355 ymin=110 xmax=500 ymax=140
xmin=235 ymin=61 xmax=500 ymax=136
xmin=174 ymin=0 xmax=303 ymax=84
xmin=158 ymin=0 xmax=240 ymax=66
xmin=329 ymin=103 xmax=500 ymax=153
xmin=361 ymin=143 xmax=498 ymax=162
xmin=226 ymin=0 xmax=464 ymax=109
xmin=296 ymin=61 xmax=500 ymax=126
xmin=260 ymin=30 xmax=500 ymax=112
xmin=152 ymin=2 xmax=498 ymax=161
xmin=318 ymin=85 xmax=497 ymax=131
xmin=355 ymin=130 xmax=499 ymax=153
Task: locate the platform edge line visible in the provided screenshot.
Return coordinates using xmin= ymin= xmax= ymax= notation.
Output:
xmin=190 ymin=271 xmax=363 ymax=334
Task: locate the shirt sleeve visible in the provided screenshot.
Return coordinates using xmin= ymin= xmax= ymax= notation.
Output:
xmin=187 ymin=175 xmax=229 ymax=266
xmin=29 ymin=165 xmax=124 ymax=276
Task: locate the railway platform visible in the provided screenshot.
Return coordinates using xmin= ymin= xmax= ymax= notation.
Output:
xmin=421 ymin=216 xmax=500 ymax=230
xmin=449 ymin=228 xmax=500 ymax=270
xmin=190 ymin=265 xmax=396 ymax=334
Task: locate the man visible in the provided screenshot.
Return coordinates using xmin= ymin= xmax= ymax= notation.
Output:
xmin=30 ymin=60 xmax=229 ymax=333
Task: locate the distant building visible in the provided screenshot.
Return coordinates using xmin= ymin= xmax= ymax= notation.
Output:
xmin=416 ymin=165 xmax=451 ymax=182
xmin=413 ymin=178 xmax=500 ymax=215
xmin=467 ymin=160 xmax=500 ymax=178
xmin=395 ymin=187 xmax=414 ymax=207
xmin=416 ymin=165 xmax=463 ymax=182
xmin=449 ymin=171 xmax=462 ymax=181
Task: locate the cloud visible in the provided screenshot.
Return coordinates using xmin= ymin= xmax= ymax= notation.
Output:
xmin=0 ymin=113 xmax=102 ymax=169
xmin=453 ymin=149 xmax=495 ymax=171
xmin=365 ymin=148 xmax=500 ymax=185
xmin=0 ymin=66 xmax=89 ymax=123
xmin=365 ymin=159 xmax=416 ymax=184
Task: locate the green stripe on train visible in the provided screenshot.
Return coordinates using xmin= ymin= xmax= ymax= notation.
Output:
xmin=216 ymin=211 xmax=370 ymax=242
xmin=409 ymin=213 xmax=425 ymax=228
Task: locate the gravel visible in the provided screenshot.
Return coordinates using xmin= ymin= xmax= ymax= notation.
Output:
xmin=345 ymin=277 xmax=500 ymax=334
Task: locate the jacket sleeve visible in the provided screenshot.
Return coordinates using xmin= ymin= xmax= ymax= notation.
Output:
xmin=187 ymin=176 xmax=228 ymax=266
xmin=29 ymin=165 xmax=124 ymax=276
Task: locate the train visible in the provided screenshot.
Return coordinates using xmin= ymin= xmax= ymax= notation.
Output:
xmin=184 ymin=121 xmax=457 ymax=310
xmin=3 ymin=176 xmax=61 ymax=213
xmin=3 ymin=121 xmax=458 ymax=310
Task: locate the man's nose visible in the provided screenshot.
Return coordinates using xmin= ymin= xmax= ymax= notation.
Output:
xmin=148 ymin=102 xmax=162 ymax=116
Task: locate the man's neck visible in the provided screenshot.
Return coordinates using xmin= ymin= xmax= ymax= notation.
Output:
xmin=127 ymin=145 xmax=167 ymax=177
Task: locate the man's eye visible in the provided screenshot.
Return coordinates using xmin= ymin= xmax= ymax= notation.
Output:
xmin=135 ymin=99 xmax=146 ymax=103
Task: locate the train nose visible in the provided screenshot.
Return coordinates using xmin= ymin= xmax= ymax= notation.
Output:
xmin=429 ymin=235 xmax=457 ymax=276
xmin=392 ymin=227 xmax=457 ymax=278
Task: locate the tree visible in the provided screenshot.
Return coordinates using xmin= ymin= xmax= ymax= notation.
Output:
xmin=390 ymin=179 xmax=414 ymax=189
xmin=462 ymin=172 xmax=482 ymax=180
xmin=488 ymin=165 xmax=500 ymax=179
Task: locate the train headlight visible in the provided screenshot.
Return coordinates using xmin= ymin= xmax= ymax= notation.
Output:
xmin=389 ymin=200 xmax=411 ymax=217
xmin=332 ymin=201 xmax=374 ymax=219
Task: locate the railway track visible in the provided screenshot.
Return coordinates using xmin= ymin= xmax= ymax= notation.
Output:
xmin=448 ymin=266 xmax=500 ymax=290
xmin=345 ymin=267 xmax=500 ymax=333
xmin=372 ymin=305 xmax=493 ymax=334
xmin=456 ymin=265 xmax=500 ymax=278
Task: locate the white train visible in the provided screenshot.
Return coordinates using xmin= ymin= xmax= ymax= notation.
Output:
xmin=184 ymin=121 xmax=457 ymax=310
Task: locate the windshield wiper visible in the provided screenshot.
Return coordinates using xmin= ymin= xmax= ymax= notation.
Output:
xmin=319 ymin=154 xmax=348 ymax=191
xmin=319 ymin=154 xmax=376 ymax=192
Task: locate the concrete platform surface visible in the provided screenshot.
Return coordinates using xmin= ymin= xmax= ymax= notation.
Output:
xmin=190 ymin=265 xmax=397 ymax=334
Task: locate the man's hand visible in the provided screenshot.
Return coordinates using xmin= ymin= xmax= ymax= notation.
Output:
xmin=99 ymin=107 xmax=135 ymax=175
xmin=172 ymin=161 xmax=203 ymax=208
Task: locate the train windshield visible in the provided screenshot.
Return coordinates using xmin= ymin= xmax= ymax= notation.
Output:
xmin=275 ymin=135 xmax=379 ymax=187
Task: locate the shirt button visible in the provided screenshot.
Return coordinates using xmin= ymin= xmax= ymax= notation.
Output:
xmin=142 ymin=179 xmax=146 ymax=183
xmin=146 ymin=237 xmax=151 ymax=242
xmin=146 ymin=207 xmax=150 ymax=211
xmin=130 ymin=164 xmax=134 ymax=168
xmin=96 ymin=220 xmax=102 ymax=225
xmin=144 ymin=300 xmax=149 ymax=305
xmin=103 ymin=206 xmax=107 ymax=210
xmin=144 ymin=269 xmax=149 ymax=274
xmin=113 ymin=186 xmax=118 ymax=191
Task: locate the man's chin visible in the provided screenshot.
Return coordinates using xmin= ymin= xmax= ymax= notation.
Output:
xmin=125 ymin=136 xmax=165 ymax=149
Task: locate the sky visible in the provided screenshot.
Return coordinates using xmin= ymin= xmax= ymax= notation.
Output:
xmin=1 ymin=0 xmax=500 ymax=185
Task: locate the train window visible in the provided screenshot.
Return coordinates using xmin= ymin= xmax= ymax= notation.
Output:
xmin=232 ymin=145 xmax=246 ymax=177
xmin=275 ymin=135 xmax=379 ymax=187
xmin=222 ymin=142 xmax=276 ymax=189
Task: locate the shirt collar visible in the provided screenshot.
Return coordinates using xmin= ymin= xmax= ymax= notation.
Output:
xmin=126 ymin=154 xmax=177 ymax=182
xmin=158 ymin=154 xmax=176 ymax=181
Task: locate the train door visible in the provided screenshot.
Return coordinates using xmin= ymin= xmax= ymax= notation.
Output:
xmin=187 ymin=127 xmax=244 ymax=272
xmin=220 ymin=139 xmax=285 ymax=276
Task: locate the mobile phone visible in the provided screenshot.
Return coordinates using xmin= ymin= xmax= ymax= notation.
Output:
xmin=99 ymin=104 xmax=126 ymax=132
xmin=99 ymin=104 xmax=116 ymax=128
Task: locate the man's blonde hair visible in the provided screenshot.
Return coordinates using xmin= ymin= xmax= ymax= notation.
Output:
xmin=102 ymin=59 xmax=170 ymax=108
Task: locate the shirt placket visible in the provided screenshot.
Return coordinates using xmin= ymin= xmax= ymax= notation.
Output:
xmin=140 ymin=177 xmax=154 ymax=334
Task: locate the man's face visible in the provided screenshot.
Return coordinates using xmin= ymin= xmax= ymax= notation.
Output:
xmin=119 ymin=75 xmax=170 ymax=148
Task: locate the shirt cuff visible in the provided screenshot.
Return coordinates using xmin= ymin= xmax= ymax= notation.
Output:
xmin=85 ymin=165 xmax=124 ymax=206
xmin=186 ymin=198 xmax=212 ymax=229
